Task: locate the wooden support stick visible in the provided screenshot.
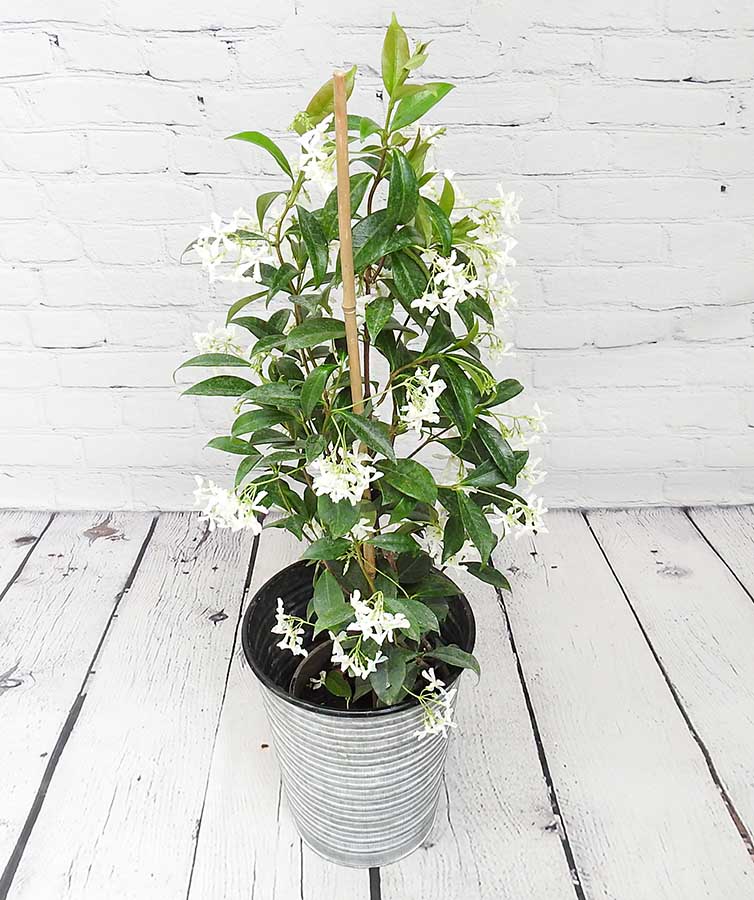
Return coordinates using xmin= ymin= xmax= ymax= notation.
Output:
xmin=333 ymin=69 xmax=376 ymax=581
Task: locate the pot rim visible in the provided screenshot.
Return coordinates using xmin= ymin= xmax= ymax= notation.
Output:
xmin=242 ymin=559 xmax=476 ymax=719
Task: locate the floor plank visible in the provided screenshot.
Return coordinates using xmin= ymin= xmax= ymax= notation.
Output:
xmin=0 ymin=511 xmax=154 ymax=875
xmin=0 ymin=510 xmax=52 ymax=596
xmin=587 ymin=507 xmax=754 ymax=846
xmin=494 ymin=510 xmax=754 ymax=900
xmin=6 ymin=513 xmax=254 ymax=900
xmin=381 ymin=567 xmax=577 ymax=900
xmin=688 ymin=505 xmax=754 ymax=599
xmin=188 ymin=530 xmax=370 ymax=900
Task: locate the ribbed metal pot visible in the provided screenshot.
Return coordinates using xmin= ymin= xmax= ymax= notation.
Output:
xmin=241 ymin=561 xmax=475 ymax=868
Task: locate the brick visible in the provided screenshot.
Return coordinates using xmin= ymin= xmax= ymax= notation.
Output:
xmin=439 ymin=130 xmax=517 ymax=176
xmin=693 ymin=38 xmax=754 ymax=82
xmin=2 ymin=266 xmax=42 ymax=306
xmin=83 ymin=433 xmax=203 ymax=467
xmin=703 ymin=437 xmax=754 ymax=468
xmin=44 ymin=389 xmax=120 ymax=427
xmin=514 ymin=313 xmax=589 ymax=349
xmin=2 ymin=0 xmax=104 ymax=23
xmin=0 ymin=221 xmax=82 ymax=262
xmin=0 ymin=132 xmax=82 ymax=174
xmin=106 ymin=310 xmax=189 ymax=348
xmin=533 ymin=348 xmax=688 ymax=388
xmin=0 ymin=32 xmax=52 ymax=78
xmin=88 ymin=130 xmax=169 ymax=174
xmin=46 ymin=179 xmax=207 ymax=222
xmin=433 ymin=82 xmax=555 ymax=127
xmin=59 ymin=351 xmax=182 ymax=387
xmin=0 ymin=470 xmax=57 ymax=507
xmin=0 ymin=86 xmax=30 ymax=129
xmin=0 ymin=433 xmax=81 ymax=466
xmin=111 ymin=0 xmax=293 ymax=29
xmin=29 ymin=309 xmax=106 ymax=348
xmin=59 ymin=30 xmax=146 ymax=75
xmin=122 ymin=390 xmax=197 ymax=428
xmin=666 ymin=0 xmax=751 ymax=31
xmin=518 ymin=132 xmax=610 ymax=176
xmin=560 ymin=84 xmax=729 ymax=128
xmin=296 ymin=0 xmax=465 ymax=27
xmin=55 ymin=472 xmax=130 ymax=509
xmin=663 ymin=470 xmax=747 ymax=505
xmin=610 ymin=132 xmax=695 ymax=175
xmin=146 ymin=35 xmax=232 ymax=82
xmin=0 ymin=179 xmax=43 ymax=219
xmin=547 ymin=435 xmax=701 ymax=470
xmin=0 ymin=392 xmax=43 ymax=428
xmin=579 ymin=472 xmax=665 ymax=506
xmin=514 ymin=224 xmax=581 ymax=266
xmin=675 ymin=305 xmax=754 ymax=342
xmin=558 ymin=178 xmax=723 ymax=221
xmin=666 ymin=223 xmax=754 ymax=266
xmin=173 ymin=133 xmax=252 ymax=176
xmin=41 ymin=265 xmax=204 ymax=308
xmin=694 ymin=135 xmax=754 ymax=176
xmin=593 ymin=310 xmax=678 ymax=348
xmin=80 ymin=225 xmax=164 ymax=264
xmin=0 ymin=310 xmax=31 ymax=346
xmin=601 ymin=36 xmax=694 ymax=81
xmin=531 ymin=0 xmax=660 ymax=29
xmin=581 ymin=225 xmax=665 ymax=264
xmin=505 ymin=32 xmax=596 ymax=75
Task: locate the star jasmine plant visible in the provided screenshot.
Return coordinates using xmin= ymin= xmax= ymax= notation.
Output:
xmin=180 ymin=14 xmax=548 ymax=737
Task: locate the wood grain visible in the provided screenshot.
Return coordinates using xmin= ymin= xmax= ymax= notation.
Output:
xmin=0 ymin=511 xmax=154 ymax=870
xmin=588 ymin=507 xmax=754 ymax=844
xmin=0 ymin=510 xmax=52 ymax=595
xmin=688 ymin=505 xmax=754 ymax=599
xmin=494 ymin=509 xmax=754 ymax=900
xmin=381 ymin=568 xmax=577 ymax=900
xmin=188 ymin=529 xmax=370 ymax=900
xmin=6 ymin=513 xmax=254 ymax=900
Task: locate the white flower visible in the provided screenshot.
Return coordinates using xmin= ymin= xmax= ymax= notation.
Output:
xmin=308 ymin=441 xmax=382 ymax=506
xmin=347 ymin=517 xmax=375 ymax=542
xmin=330 ymin=630 xmax=388 ymax=680
xmin=490 ymin=493 xmax=549 ymax=540
xmin=193 ymin=321 xmax=244 ymax=356
xmin=271 ymin=598 xmax=309 ymax=657
xmin=347 ymin=590 xmax=410 ymax=646
xmin=310 ymin=670 xmax=327 ymax=690
xmin=193 ymin=476 xmax=266 ymax=534
xmin=520 ymin=456 xmax=547 ymax=486
xmin=400 ymin=364 xmax=446 ymax=435
xmin=413 ymin=250 xmax=481 ymax=315
xmin=421 ymin=667 xmax=445 ymax=692
xmin=485 ymin=334 xmax=514 ymax=361
xmin=415 ymin=670 xmax=458 ymax=740
xmin=192 ymin=208 xmax=274 ymax=283
xmin=414 ymin=507 xmax=480 ymax=571
xmin=298 ymin=115 xmax=337 ymax=194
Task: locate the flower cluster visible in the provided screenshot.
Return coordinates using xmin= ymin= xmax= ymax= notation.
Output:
xmin=400 ymin=364 xmax=446 ymax=435
xmin=192 ymin=209 xmax=274 ymax=283
xmin=330 ymin=631 xmax=387 ymax=680
xmin=272 ymin=598 xmax=309 ymax=657
xmin=347 ymin=590 xmax=410 ymax=646
xmin=491 ymin=494 xmax=549 ymax=540
xmin=412 ymin=250 xmax=480 ymax=315
xmin=297 ymin=115 xmax=337 ymax=195
xmin=193 ymin=322 xmax=244 ymax=356
xmin=193 ymin=477 xmax=266 ymax=533
xmin=414 ymin=509 xmax=478 ymax=571
xmin=308 ymin=442 xmax=382 ymax=506
xmin=415 ymin=668 xmax=457 ymax=739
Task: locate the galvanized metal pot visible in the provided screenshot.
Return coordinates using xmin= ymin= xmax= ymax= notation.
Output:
xmin=241 ymin=561 xmax=476 ymax=868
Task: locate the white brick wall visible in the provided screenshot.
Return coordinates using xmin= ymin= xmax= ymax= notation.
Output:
xmin=1 ymin=0 xmax=753 ymax=511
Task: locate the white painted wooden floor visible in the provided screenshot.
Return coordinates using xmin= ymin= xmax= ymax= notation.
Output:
xmin=2 ymin=507 xmax=754 ymax=900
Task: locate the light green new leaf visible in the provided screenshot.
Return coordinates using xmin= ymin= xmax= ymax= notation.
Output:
xmin=305 ymin=65 xmax=357 ymax=124
xmin=285 ymin=317 xmax=345 ymax=351
xmin=227 ymin=131 xmax=294 ymax=181
xmin=381 ymin=13 xmax=410 ymax=96
xmin=256 ymin=191 xmax=285 ymax=229
xmin=390 ymin=82 xmax=454 ymax=132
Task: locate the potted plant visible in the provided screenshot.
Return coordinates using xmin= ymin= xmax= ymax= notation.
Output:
xmin=180 ymin=14 xmax=548 ymax=868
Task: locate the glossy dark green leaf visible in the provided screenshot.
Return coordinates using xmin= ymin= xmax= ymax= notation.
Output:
xmin=321 ymin=172 xmax=373 ymax=238
xmin=425 ymin=644 xmax=481 ymax=679
xmin=301 ymin=537 xmax=351 ymax=560
xmin=367 ymin=532 xmax=419 ymax=554
xmin=231 ymin=409 xmax=289 ymax=437
xmin=337 ymin=411 xmax=396 ymax=462
xmin=266 ymin=262 xmax=297 ymax=300
xmin=285 ymin=317 xmax=345 ymax=351
xmin=317 ymin=494 xmax=362 ymax=539
xmin=380 ymin=459 xmax=437 ymax=505
xmin=183 ymin=376 xmax=256 ymax=397
xmin=476 ymin=418 xmax=517 ymax=486
xmin=484 ymin=378 xmax=524 ymax=408
xmin=438 ymin=358 xmax=475 ymax=437
xmin=241 ymin=383 xmax=301 ymax=409
xmin=235 ymin=454 xmax=263 ymax=488
xmin=464 ymin=562 xmax=511 ymax=591
xmin=420 ymin=197 xmax=453 ymax=255
xmin=390 ymin=82 xmax=454 ymax=131
xmin=457 ymin=491 xmax=494 ymax=563
xmin=381 ymin=12 xmax=410 ymax=96
xmin=227 ymin=131 xmax=294 ymax=180
xmin=206 ymin=436 xmax=254 ymax=455
xmin=370 ymin=647 xmax=409 ymax=705
xmin=225 ymin=291 xmax=267 ymax=324
xmin=390 ymin=250 xmax=428 ymax=303
xmin=301 ymin=363 xmax=337 ymax=416
xmin=442 ymin=513 xmax=465 ymax=562
xmin=387 ymin=150 xmax=419 ymax=225
xmin=325 ymin=670 xmax=352 ymax=700
xmin=304 ymin=434 xmax=326 ymax=464
xmin=384 ymin=596 xmax=439 ymax=640
xmin=351 ymin=210 xmax=396 ymax=271
xmin=177 ymin=353 xmax=250 ymax=370
xmin=313 ymin=568 xmax=349 ymax=623
xmin=297 ymin=205 xmax=329 ymax=286
xmin=365 ymin=296 xmax=394 ymax=342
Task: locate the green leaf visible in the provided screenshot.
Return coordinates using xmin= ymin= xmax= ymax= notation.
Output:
xmin=384 ymin=596 xmax=439 ymax=640
xmin=438 ymin=358 xmax=475 ymax=438
xmin=351 ymin=210 xmax=396 ymax=271
xmin=227 ymin=131 xmax=294 ymax=180
xmin=442 ymin=513 xmax=465 ymax=562
xmin=420 ymin=197 xmax=452 ymax=255
xmin=387 ymin=150 xmax=419 ymax=225
xmin=325 ymin=670 xmax=352 ymax=701
xmin=285 ymin=317 xmax=345 ymax=351
xmin=242 ymin=383 xmax=301 ymax=409
xmin=305 ymin=65 xmax=356 ymax=124
xmin=321 ymin=172 xmax=372 ymax=238
xmin=380 ymin=459 xmax=437 ymax=505
xmin=390 ymin=250 xmax=428 ymax=303
xmin=301 ymin=537 xmax=351 ymax=560
xmin=438 ymin=175 xmax=455 ymax=217
xmin=457 ymin=491 xmax=494 ymax=563
xmin=409 ymin=572 xmax=461 ymax=599
xmin=337 ymin=411 xmax=396 ymax=462
xmin=177 ymin=353 xmax=250 ymax=371
xmin=225 ymin=291 xmax=267 ymax=324
xmin=206 ymin=436 xmax=254 ymax=455
xmin=313 ymin=568 xmax=349 ymax=623
xmin=476 ymin=419 xmax=518 ymax=486
xmin=367 ymin=532 xmax=419 ymax=554
xmin=231 ymin=409 xmax=289 ymax=437
xmin=297 ymin=205 xmax=329 ymax=286
xmin=390 ymin=82 xmax=454 ymax=131
xmin=235 ymin=454 xmax=263 ymax=488
xmin=256 ymin=190 xmax=284 ymax=229
xmin=268 ymin=308 xmax=291 ymax=334
xmin=425 ymin=644 xmax=480 ymax=679
xmin=365 ymin=296 xmax=394 ymax=342
xmin=183 ymin=376 xmax=256 ymax=397
xmin=381 ymin=12 xmax=410 ymax=96
xmin=464 ymin=562 xmax=511 ymax=591
xmin=301 ymin=363 xmax=337 ymax=416
xmin=266 ymin=262 xmax=297 ymax=300
xmin=484 ymin=378 xmax=524 ymax=407
xmin=304 ymin=434 xmax=326 ymax=464
xmin=370 ymin=648 xmax=408 ymax=705
xmin=317 ymin=494 xmax=362 ymax=539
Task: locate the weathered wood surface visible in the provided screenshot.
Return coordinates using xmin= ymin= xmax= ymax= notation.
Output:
xmin=188 ymin=530 xmax=370 ymax=900
xmin=493 ymin=510 xmax=754 ymax=900
xmin=688 ymin=505 xmax=754 ymax=598
xmin=6 ymin=513 xmax=255 ymax=900
xmin=0 ymin=511 xmax=154 ymax=874
xmin=0 ymin=510 xmax=51 ymax=597
xmin=587 ymin=507 xmax=754 ymax=846
xmin=381 ymin=567 xmax=576 ymax=900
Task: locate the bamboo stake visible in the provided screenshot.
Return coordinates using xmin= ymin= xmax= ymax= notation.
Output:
xmin=333 ymin=69 xmax=376 ymax=581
